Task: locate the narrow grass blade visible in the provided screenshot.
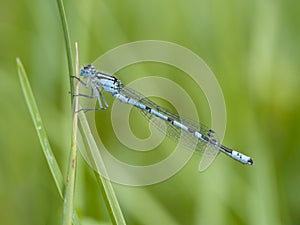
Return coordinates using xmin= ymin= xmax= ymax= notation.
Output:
xmin=56 ymin=0 xmax=74 ymax=103
xmin=78 ymin=111 xmax=126 ymax=225
xmin=16 ymin=58 xmax=81 ymax=225
xmin=62 ymin=43 xmax=80 ymax=225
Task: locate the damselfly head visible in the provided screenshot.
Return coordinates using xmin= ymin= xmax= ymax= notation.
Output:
xmin=81 ymin=64 xmax=96 ymax=77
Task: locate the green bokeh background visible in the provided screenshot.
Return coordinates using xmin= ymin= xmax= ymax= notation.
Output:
xmin=1 ymin=0 xmax=299 ymax=224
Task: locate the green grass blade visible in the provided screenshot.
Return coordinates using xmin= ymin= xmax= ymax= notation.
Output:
xmin=62 ymin=43 xmax=80 ymax=225
xmin=94 ymin=174 xmax=126 ymax=225
xmin=16 ymin=58 xmax=81 ymax=225
xmin=78 ymin=111 xmax=126 ymax=225
xmin=56 ymin=0 xmax=74 ymax=103
xmin=17 ymin=58 xmax=64 ymax=197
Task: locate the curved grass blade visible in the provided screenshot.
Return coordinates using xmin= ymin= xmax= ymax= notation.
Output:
xmin=16 ymin=58 xmax=81 ymax=225
xmin=56 ymin=0 xmax=74 ymax=104
xmin=78 ymin=111 xmax=127 ymax=225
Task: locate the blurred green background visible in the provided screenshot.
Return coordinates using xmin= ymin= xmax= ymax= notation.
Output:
xmin=1 ymin=0 xmax=299 ymax=224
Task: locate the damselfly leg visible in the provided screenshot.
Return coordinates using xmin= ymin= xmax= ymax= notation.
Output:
xmin=71 ymin=76 xmax=109 ymax=112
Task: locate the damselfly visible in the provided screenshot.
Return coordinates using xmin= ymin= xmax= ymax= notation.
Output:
xmin=74 ymin=64 xmax=254 ymax=171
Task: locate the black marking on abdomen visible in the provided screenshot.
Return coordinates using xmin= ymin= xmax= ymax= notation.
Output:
xmin=145 ymin=106 xmax=151 ymax=113
xmin=220 ymin=145 xmax=232 ymax=153
xmin=202 ymin=136 xmax=210 ymax=142
xmin=167 ymin=117 xmax=174 ymax=124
